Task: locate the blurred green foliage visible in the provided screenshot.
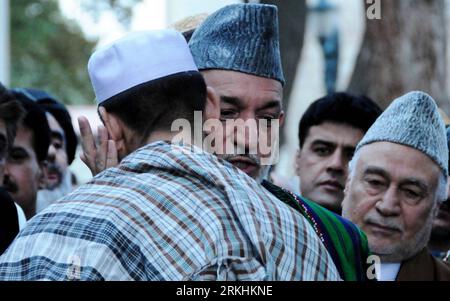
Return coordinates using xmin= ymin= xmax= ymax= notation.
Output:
xmin=79 ymin=0 xmax=137 ymax=28
xmin=11 ymin=0 xmax=98 ymax=105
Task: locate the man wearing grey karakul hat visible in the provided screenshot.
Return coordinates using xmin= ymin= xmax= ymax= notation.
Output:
xmin=189 ymin=3 xmax=374 ymax=282
xmin=189 ymin=3 xmax=285 ymax=183
xmin=342 ymin=91 xmax=450 ymax=281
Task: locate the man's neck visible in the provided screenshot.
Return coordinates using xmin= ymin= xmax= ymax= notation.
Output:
xmin=144 ymin=131 xmax=178 ymax=145
xmin=144 ymin=130 xmax=200 ymax=149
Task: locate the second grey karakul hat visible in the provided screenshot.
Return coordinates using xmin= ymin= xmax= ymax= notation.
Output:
xmin=356 ymin=91 xmax=449 ymax=177
xmin=188 ymin=3 xmax=285 ymax=85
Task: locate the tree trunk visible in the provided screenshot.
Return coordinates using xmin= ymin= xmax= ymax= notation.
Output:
xmin=256 ymin=0 xmax=307 ymax=146
xmin=259 ymin=0 xmax=306 ymax=112
xmin=347 ymin=0 xmax=449 ymax=112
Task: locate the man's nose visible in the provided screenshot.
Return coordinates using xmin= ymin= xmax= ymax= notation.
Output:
xmin=47 ymin=144 xmax=56 ymax=162
xmin=327 ymin=150 xmax=345 ymax=174
xmin=3 ymin=161 xmax=11 ymax=176
xmin=233 ymin=117 xmax=259 ymax=154
xmin=376 ymin=186 xmax=402 ymax=217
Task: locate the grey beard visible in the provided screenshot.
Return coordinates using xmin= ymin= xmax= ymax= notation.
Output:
xmin=217 ymin=153 xmax=272 ymax=183
xmin=376 ymin=215 xmax=434 ymax=263
xmin=36 ymin=171 xmax=73 ymax=214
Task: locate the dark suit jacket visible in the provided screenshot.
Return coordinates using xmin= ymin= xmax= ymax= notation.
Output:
xmin=396 ymin=248 xmax=450 ymax=281
xmin=0 ymin=187 xmax=20 ymax=254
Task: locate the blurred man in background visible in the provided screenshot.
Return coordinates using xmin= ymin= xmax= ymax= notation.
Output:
xmin=295 ymin=93 xmax=382 ymax=214
xmin=0 ymin=83 xmax=26 ymax=254
xmin=4 ymin=90 xmax=50 ymax=220
xmin=12 ymin=89 xmax=78 ymax=213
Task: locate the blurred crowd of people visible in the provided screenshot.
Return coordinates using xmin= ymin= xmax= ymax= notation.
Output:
xmin=0 ymin=3 xmax=448 ymax=281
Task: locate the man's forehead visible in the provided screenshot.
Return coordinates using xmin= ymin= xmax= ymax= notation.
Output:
xmin=306 ymin=122 xmax=364 ymax=146
xmin=13 ymin=125 xmax=34 ymax=148
xmin=357 ymin=142 xmax=441 ymax=178
xmin=202 ymin=69 xmax=283 ymax=105
xmin=203 ymin=69 xmax=282 ymax=89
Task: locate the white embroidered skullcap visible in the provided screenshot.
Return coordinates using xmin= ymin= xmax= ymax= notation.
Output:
xmin=88 ymin=29 xmax=198 ymax=104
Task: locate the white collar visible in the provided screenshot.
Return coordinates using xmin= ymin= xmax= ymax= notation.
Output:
xmin=377 ymin=263 xmax=401 ymax=281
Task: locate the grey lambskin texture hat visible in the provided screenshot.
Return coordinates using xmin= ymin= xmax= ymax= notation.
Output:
xmin=188 ymin=3 xmax=285 ymax=85
xmin=356 ymin=91 xmax=449 ymax=177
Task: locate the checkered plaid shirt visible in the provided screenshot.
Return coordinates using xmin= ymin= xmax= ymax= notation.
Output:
xmin=0 ymin=141 xmax=340 ymax=280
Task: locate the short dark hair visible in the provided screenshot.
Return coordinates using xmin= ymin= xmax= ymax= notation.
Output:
xmin=99 ymin=71 xmax=207 ymax=141
xmin=8 ymin=88 xmax=78 ymax=165
xmin=298 ymin=92 xmax=382 ymax=148
xmin=9 ymin=90 xmax=51 ymax=162
xmin=182 ymin=29 xmax=196 ymax=42
xmin=0 ymin=83 xmax=25 ymax=158
xmin=18 ymin=89 xmax=78 ymax=165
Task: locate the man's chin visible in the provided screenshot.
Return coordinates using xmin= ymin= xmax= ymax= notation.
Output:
xmin=310 ymin=194 xmax=343 ymax=213
xmin=6 ymin=191 xmax=18 ymax=199
xmin=46 ymin=180 xmax=62 ymax=191
xmin=232 ymin=162 xmax=259 ymax=178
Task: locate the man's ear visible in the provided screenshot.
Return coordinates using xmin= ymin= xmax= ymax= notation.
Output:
xmin=98 ymin=107 xmax=127 ymax=156
xmin=98 ymin=107 xmax=123 ymax=142
xmin=279 ymin=111 xmax=285 ymax=127
xmin=295 ymin=149 xmax=301 ymax=176
xmin=204 ymin=86 xmax=220 ymax=121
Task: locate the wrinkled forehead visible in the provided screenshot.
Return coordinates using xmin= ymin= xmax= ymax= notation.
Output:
xmin=356 ymin=142 xmax=441 ymax=182
xmin=202 ymin=69 xmax=283 ymax=105
xmin=305 ymin=122 xmax=365 ymax=146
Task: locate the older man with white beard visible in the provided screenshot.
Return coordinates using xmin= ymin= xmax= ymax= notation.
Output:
xmin=428 ymin=126 xmax=450 ymax=263
xmin=342 ymin=91 xmax=450 ymax=281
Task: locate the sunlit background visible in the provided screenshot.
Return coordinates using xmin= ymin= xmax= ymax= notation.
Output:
xmin=2 ymin=0 xmax=450 ymax=186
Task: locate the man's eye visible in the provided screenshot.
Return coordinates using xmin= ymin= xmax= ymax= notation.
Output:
xmin=8 ymin=150 xmax=27 ymax=162
xmin=258 ymin=115 xmax=277 ymax=122
xmin=220 ymin=110 xmax=239 ymax=120
xmin=402 ymin=188 xmax=423 ymax=202
xmin=52 ymin=142 xmax=63 ymax=150
xmin=364 ymin=177 xmax=386 ymax=193
xmin=367 ymin=179 xmax=383 ymax=188
xmin=313 ymin=146 xmax=331 ymax=156
xmin=404 ymin=190 xmax=420 ymax=198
